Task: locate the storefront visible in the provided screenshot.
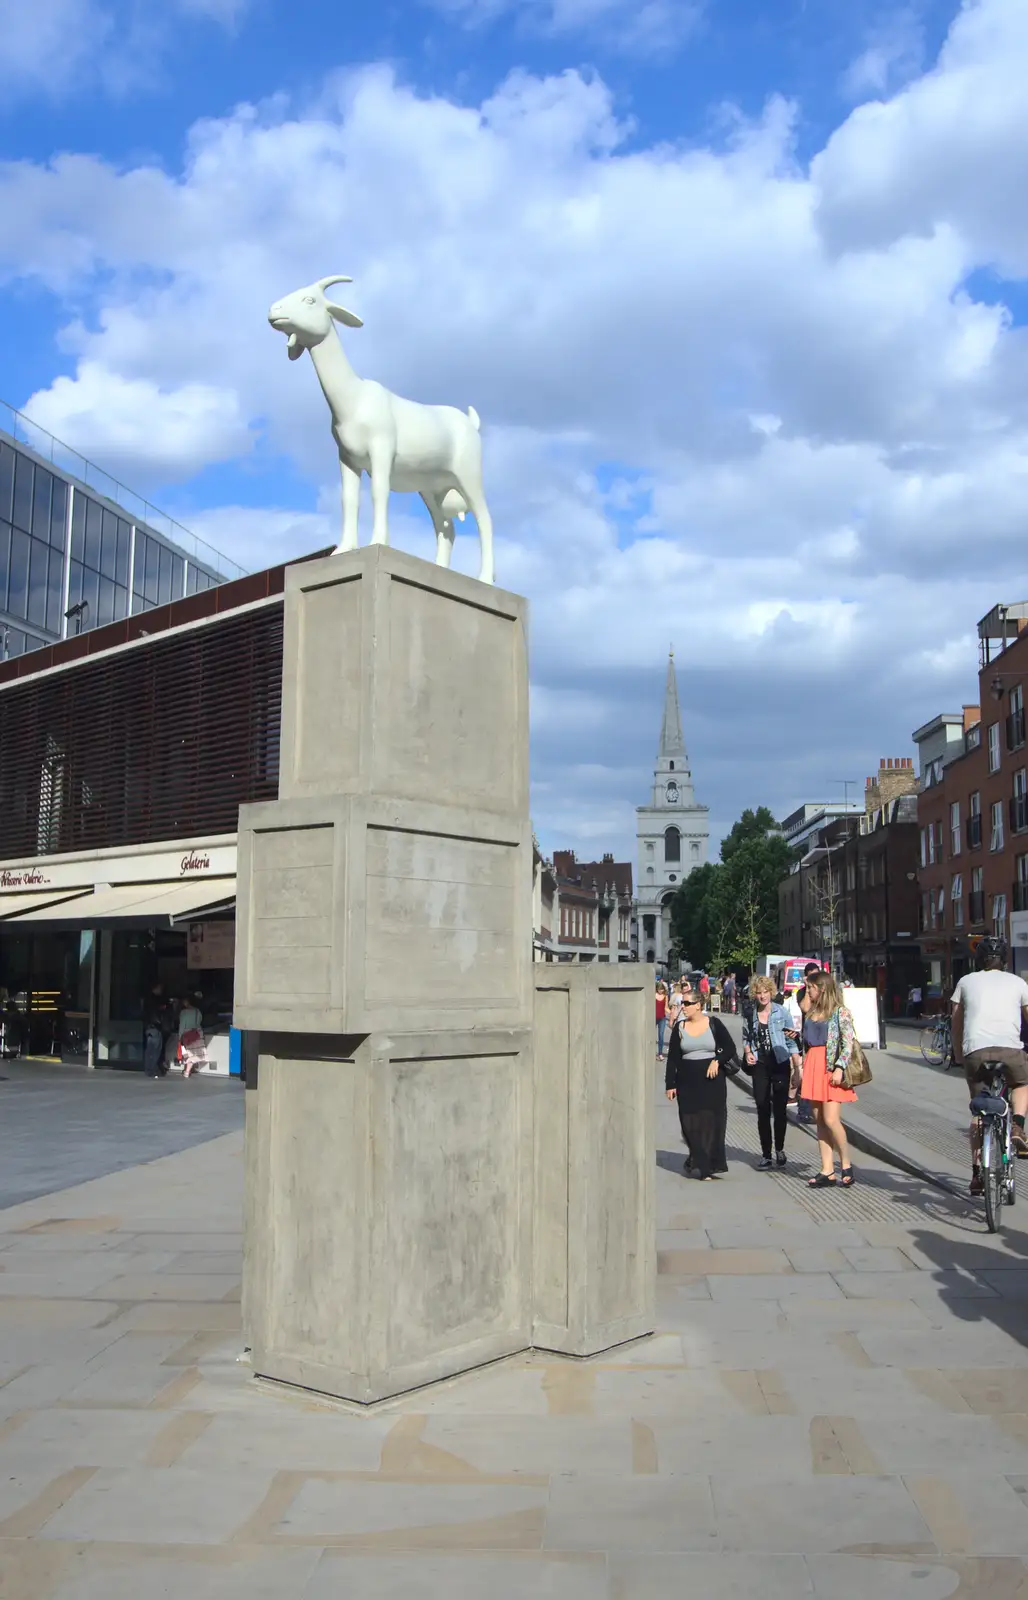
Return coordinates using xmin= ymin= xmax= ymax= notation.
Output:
xmin=1011 ymin=912 xmax=1028 ymax=977
xmin=0 ymin=836 xmax=237 ymax=1070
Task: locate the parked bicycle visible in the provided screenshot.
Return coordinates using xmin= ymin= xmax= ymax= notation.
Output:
xmin=920 ymin=1014 xmax=952 ymax=1069
xmin=971 ymin=1062 xmax=1015 ymax=1233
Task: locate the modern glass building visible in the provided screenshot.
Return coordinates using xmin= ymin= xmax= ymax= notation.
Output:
xmin=0 ymin=401 xmax=243 ymax=661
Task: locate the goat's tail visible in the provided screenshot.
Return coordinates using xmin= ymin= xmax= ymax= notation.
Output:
xmin=467 ymin=406 xmax=481 ymax=431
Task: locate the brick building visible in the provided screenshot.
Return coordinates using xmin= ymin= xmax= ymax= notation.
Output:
xmin=536 ymin=849 xmax=633 ymax=963
xmin=778 ymin=759 xmax=921 ymax=1014
xmin=915 ymin=601 xmax=1028 ymax=1002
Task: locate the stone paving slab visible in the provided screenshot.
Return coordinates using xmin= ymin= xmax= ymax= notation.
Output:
xmin=0 ymin=1076 xmax=1027 ymax=1595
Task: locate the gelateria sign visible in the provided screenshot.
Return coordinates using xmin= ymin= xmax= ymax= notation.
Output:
xmin=0 ymin=868 xmax=52 ymax=890
xmin=0 ymin=840 xmax=236 ymax=893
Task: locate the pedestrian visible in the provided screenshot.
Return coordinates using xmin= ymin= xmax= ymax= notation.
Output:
xmin=723 ymin=973 xmax=736 ymax=1015
xmin=656 ymin=980 xmax=668 ymax=1060
xmin=143 ymin=984 xmax=165 ymax=1079
xmin=742 ymin=975 xmax=802 ymax=1169
xmin=665 ymin=992 xmax=740 ymax=1180
xmin=800 ymin=970 xmax=858 ymax=1188
xmin=792 ymin=962 xmax=824 ymax=1120
xmin=698 ymin=971 xmax=711 ymax=1011
xmin=177 ymin=992 xmax=207 ymax=1079
xmin=907 ymin=983 xmax=922 ymax=1019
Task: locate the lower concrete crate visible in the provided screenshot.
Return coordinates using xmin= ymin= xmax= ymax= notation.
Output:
xmin=243 ymin=1026 xmax=532 ymax=1404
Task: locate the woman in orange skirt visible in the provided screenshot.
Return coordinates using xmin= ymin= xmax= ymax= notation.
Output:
xmin=800 ymin=971 xmax=858 ymax=1188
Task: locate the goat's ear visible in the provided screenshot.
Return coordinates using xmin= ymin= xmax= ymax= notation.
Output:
xmin=327 ymin=301 xmax=363 ymax=329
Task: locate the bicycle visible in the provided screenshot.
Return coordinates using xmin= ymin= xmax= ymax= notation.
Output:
xmin=970 ymin=1062 xmax=1015 ymax=1233
xmin=920 ymin=1014 xmax=952 ymax=1068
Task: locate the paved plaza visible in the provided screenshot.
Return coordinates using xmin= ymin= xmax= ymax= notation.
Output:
xmin=0 ymin=1063 xmax=244 ymax=1209
xmin=2 ymin=1042 xmax=1028 ymax=1596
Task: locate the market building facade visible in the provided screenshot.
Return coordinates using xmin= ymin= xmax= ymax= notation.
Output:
xmin=0 ymin=560 xmax=291 ymax=1069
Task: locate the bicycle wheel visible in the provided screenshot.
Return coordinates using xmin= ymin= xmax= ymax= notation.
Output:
xmin=983 ymin=1124 xmax=1005 ymax=1233
xmin=920 ymin=1024 xmax=945 ymax=1066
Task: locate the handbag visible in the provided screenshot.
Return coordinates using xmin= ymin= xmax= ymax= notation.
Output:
xmin=842 ymin=1037 xmax=872 ymax=1089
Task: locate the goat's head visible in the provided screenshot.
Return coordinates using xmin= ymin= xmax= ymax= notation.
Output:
xmin=268 ymin=276 xmax=364 ymax=360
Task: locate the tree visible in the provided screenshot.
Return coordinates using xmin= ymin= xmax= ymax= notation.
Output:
xmin=719 ymin=828 xmax=791 ymax=964
xmin=809 ymin=847 xmax=844 ymax=970
xmin=669 ymin=806 xmax=791 ymax=971
xmin=720 ymin=807 xmax=780 ymax=864
xmin=669 ymin=861 xmax=724 ymax=971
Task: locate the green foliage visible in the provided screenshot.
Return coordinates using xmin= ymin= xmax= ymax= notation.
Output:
xmin=669 ymin=808 xmax=790 ymax=971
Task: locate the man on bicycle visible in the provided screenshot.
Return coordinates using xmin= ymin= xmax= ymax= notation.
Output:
xmin=951 ymin=936 xmax=1028 ymax=1194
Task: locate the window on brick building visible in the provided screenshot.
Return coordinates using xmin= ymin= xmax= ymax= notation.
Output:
xmin=952 ymin=873 xmax=963 ymax=928
xmin=990 ymin=800 xmax=1005 ymax=853
xmin=993 ymin=893 xmax=1008 ymax=937
xmin=920 ymin=827 xmax=927 ymax=868
xmin=989 ymin=722 xmax=1001 ymax=773
xmin=950 ymin=801 xmax=961 ymax=857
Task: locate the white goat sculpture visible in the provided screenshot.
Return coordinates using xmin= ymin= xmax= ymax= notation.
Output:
xmin=268 ymin=276 xmax=494 ymax=584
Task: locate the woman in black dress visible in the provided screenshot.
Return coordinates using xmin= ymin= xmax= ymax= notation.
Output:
xmin=665 ymin=994 xmax=740 ymax=1179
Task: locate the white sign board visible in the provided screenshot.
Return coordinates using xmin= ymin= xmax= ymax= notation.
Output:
xmin=188 ymin=920 xmax=236 ymax=970
xmin=843 ymin=986 xmax=882 ymax=1048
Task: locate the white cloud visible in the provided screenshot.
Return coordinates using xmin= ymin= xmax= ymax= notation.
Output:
xmin=816 ymin=0 xmax=1028 ymax=277
xmin=0 ymin=0 xmax=101 ymax=95
xmin=841 ymin=5 xmax=925 ymax=100
xmin=430 ymin=0 xmax=703 ymax=54
xmin=0 ymin=0 xmax=249 ymax=98
xmin=22 ymin=362 xmax=253 ymax=482
xmin=3 ymin=0 xmax=1028 ymax=857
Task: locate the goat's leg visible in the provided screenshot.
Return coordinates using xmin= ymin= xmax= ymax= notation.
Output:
xmin=334 ymin=460 xmax=361 ymax=554
xmin=369 ymin=449 xmax=392 ymax=547
xmin=459 ymin=478 xmax=495 ymax=585
xmin=436 ymin=521 xmax=455 ymax=568
xmin=421 ymin=492 xmax=455 ymax=567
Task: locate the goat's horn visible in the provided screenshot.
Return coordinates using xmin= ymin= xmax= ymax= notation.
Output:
xmin=317 ymin=275 xmax=353 ymax=291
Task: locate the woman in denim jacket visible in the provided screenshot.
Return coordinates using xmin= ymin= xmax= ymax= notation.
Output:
xmin=742 ymin=976 xmax=802 ymax=1168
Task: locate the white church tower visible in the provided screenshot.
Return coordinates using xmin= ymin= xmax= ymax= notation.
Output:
xmin=634 ymin=649 xmax=710 ymax=971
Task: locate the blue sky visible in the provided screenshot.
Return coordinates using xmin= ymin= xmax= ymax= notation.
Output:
xmin=2 ymin=0 xmax=1028 ymax=863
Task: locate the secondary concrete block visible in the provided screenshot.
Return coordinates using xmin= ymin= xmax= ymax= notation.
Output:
xmin=243 ymin=1027 xmax=532 ymax=1404
xmin=278 ymin=545 xmax=529 ymax=818
xmin=532 ymin=966 xmax=655 ymax=1356
xmin=233 ymin=793 xmax=532 ymax=1034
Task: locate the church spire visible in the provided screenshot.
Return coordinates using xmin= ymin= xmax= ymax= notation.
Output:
xmin=658 ymin=647 xmax=687 ymax=761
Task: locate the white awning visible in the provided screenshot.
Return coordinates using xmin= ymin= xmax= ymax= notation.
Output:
xmin=0 ymin=889 xmax=94 ymax=921
xmin=2 ymin=879 xmax=236 ymax=927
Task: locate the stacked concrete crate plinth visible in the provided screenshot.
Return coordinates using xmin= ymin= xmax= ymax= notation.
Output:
xmin=533 ymin=966 xmax=654 ymax=1356
xmin=235 ymin=546 xmax=533 ymax=1404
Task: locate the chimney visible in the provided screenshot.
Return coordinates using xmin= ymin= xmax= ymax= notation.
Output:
xmin=963 ymin=704 xmax=981 ymax=732
xmin=866 ymin=757 xmax=918 ymax=812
